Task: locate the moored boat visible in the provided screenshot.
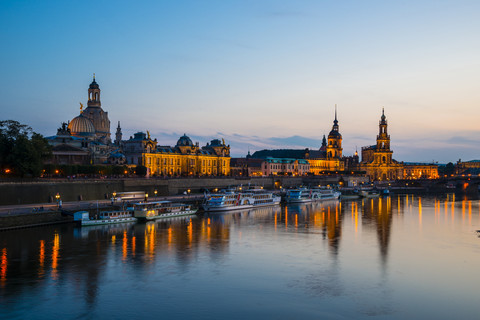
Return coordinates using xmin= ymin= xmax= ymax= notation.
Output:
xmin=359 ymin=189 xmax=380 ymax=198
xmin=285 ymin=187 xmax=341 ymax=203
xmin=202 ymin=189 xmax=281 ymax=212
xmin=133 ymin=201 xmax=197 ymax=221
xmin=74 ymin=210 xmax=137 ymax=226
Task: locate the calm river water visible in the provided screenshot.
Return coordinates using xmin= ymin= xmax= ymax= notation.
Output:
xmin=1 ymin=194 xmax=480 ymax=319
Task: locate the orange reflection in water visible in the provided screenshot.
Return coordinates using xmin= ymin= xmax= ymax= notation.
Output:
xmin=1 ymin=248 xmax=7 ymax=286
xmin=132 ymin=236 xmax=136 ymax=257
xmin=468 ymin=201 xmax=472 ymax=225
xmin=39 ymin=240 xmax=45 ymax=276
xmin=418 ymin=197 xmax=422 ymax=227
xmin=188 ymin=219 xmax=193 ymax=243
xmin=295 ymin=214 xmax=298 ymax=229
xmin=122 ymin=231 xmax=128 ymax=262
xmin=51 ymin=233 xmax=59 ymax=280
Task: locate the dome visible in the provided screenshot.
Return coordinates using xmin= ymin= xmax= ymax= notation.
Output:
xmin=328 ymin=130 xmax=342 ymax=138
xmin=176 ymin=134 xmax=193 ymax=147
xmin=89 ymin=79 xmax=99 ymax=89
xmin=68 ymin=114 xmax=96 ymax=137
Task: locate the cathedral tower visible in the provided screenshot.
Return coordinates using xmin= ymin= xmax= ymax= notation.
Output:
xmin=374 ymin=108 xmax=392 ymax=164
xmin=115 ymin=121 xmax=122 ymax=146
xmin=82 ymin=75 xmax=111 ymax=144
xmin=327 ymin=106 xmax=342 ymax=160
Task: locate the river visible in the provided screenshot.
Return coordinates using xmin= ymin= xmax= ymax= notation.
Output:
xmin=1 ymin=194 xmax=480 ymax=319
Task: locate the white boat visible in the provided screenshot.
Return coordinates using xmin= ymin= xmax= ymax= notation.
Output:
xmin=285 ymin=187 xmax=341 ymax=203
xmin=74 ymin=210 xmax=137 ymax=226
xmin=133 ymin=201 xmax=197 ymax=221
xmin=202 ymin=189 xmax=281 ymax=212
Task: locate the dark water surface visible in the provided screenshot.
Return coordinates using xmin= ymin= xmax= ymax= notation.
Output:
xmin=1 ymin=194 xmax=480 ymax=319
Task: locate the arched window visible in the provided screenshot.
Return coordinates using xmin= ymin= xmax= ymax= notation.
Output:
xmin=382 ymin=156 xmax=386 ymax=163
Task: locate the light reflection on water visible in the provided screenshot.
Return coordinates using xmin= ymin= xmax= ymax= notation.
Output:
xmin=1 ymin=195 xmax=480 ymax=319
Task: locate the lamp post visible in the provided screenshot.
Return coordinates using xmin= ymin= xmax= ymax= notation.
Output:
xmin=55 ymin=193 xmax=61 ymax=208
xmin=154 ymin=189 xmax=157 ymax=198
xmin=145 ymin=193 xmax=149 ymax=202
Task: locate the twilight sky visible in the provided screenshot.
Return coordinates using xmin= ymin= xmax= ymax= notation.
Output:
xmin=1 ymin=0 xmax=479 ymax=163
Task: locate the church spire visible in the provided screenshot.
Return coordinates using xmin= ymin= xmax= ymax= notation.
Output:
xmin=334 ymin=104 xmax=338 ymax=126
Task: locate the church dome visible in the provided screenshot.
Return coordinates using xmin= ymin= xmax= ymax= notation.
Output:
xmin=328 ymin=129 xmax=342 ymax=138
xmin=176 ymin=134 xmax=193 ymax=147
xmin=68 ymin=114 xmax=95 ymax=137
xmin=89 ymin=79 xmax=99 ymax=89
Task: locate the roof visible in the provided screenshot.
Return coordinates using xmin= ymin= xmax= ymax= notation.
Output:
xmin=52 ymin=144 xmax=87 ymax=152
xmin=251 ymin=149 xmax=308 ymax=159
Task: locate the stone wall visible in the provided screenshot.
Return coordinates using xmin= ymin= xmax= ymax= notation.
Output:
xmin=0 ymin=211 xmax=72 ymax=230
xmin=0 ymin=176 xmax=362 ymax=206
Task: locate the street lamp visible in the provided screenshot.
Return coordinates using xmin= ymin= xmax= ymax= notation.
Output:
xmin=55 ymin=193 xmax=61 ymax=208
xmin=113 ymin=191 xmax=117 ymax=201
xmin=154 ymin=189 xmax=157 ymax=197
xmin=145 ymin=193 xmax=149 ymax=202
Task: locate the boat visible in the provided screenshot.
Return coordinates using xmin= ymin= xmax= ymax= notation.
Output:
xmin=285 ymin=187 xmax=341 ymax=203
xmin=359 ymin=189 xmax=380 ymax=198
xmin=74 ymin=210 xmax=137 ymax=226
xmin=133 ymin=201 xmax=197 ymax=221
xmin=202 ymin=189 xmax=281 ymax=212
xmin=340 ymin=188 xmax=361 ymax=199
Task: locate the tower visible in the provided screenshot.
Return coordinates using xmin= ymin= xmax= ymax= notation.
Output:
xmin=87 ymin=74 xmax=101 ymax=107
xmin=82 ymin=75 xmax=111 ymax=144
xmin=326 ymin=106 xmax=342 ymax=159
xmin=320 ymin=134 xmax=327 ymax=151
xmin=115 ymin=121 xmax=122 ymax=146
xmin=375 ymin=108 xmax=392 ymax=164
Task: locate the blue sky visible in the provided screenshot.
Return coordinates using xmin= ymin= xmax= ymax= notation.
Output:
xmin=1 ymin=0 xmax=479 ymax=162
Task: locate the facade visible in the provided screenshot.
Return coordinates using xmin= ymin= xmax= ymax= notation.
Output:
xmin=403 ymin=163 xmax=439 ymax=179
xmin=359 ymin=109 xmax=404 ymax=181
xmin=123 ymin=133 xmax=231 ymax=176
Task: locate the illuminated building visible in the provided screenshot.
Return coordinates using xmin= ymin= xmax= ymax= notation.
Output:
xmin=359 ymin=109 xmax=404 ymax=181
xmin=250 ymin=108 xmax=344 ymax=175
xmin=456 ymin=159 xmax=480 ymax=174
xmin=403 ymin=163 xmax=439 ymax=179
xmin=124 ymin=133 xmax=230 ymax=176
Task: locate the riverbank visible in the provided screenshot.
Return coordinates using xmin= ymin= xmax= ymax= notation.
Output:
xmin=0 ymin=176 xmax=367 ymax=206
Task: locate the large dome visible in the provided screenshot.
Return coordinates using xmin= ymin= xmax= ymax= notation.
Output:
xmin=176 ymin=134 xmax=193 ymax=147
xmin=68 ymin=114 xmax=95 ymax=137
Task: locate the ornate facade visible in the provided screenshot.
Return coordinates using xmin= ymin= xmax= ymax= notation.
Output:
xmin=123 ymin=133 xmax=231 ymax=176
xmin=359 ymin=109 xmax=404 ymax=181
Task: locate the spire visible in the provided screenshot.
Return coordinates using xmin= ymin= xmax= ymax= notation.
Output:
xmin=334 ymin=104 xmax=338 ymax=126
xmin=117 ymin=121 xmax=121 ymax=129
xmin=93 ymin=73 xmax=95 ymax=81
xmin=381 ymin=107 xmax=386 ymax=122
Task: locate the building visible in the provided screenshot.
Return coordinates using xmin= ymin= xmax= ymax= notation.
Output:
xmin=123 ymin=133 xmax=231 ymax=176
xmin=403 ymin=163 xmax=439 ymax=179
xmin=359 ymin=109 xmax=404 ymax=181
xmin=249 ymin=108 xmax=344 ymax=175
xmin=46 ymin=76 xmax=115 ymax=165
xmin=456 ymin=160 xmax=480 ymax=174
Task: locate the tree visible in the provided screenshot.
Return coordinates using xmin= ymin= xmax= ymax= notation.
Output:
xmin=0 ymin=120 xmax=52 ymax=177
xmin=135 ymin=165 xmax=147 ymax=177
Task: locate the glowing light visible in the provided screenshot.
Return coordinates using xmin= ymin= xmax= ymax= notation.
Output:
xmin=51 ymin=233 xmax=60 ymax=280
xmin=1 ymin=248 xmax=7 ymax=286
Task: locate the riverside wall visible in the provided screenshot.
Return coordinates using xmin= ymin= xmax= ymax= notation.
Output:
xmin=0 ymin=176 xmax=368 ymax=206
xmin=0 ymin=211 xmax=73 ymax=230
